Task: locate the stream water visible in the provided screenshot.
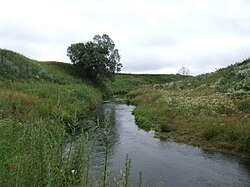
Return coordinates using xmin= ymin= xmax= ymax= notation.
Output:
xmin=95 ymin=100 xmax=250 ymax=186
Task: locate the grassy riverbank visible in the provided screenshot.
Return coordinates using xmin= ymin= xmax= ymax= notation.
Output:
xmin=0 ymin=49 xmax=103 ymax=127
xmin=128 ymin=59 xmax=250 ymax=157
xmin=0 ymin=49 xmax=184 ymax=186
xmin=0 ymin=49 xmax=105 ymax=186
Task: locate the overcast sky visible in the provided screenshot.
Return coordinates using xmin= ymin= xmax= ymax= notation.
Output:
xmin=1 ymin=0 xmax=250 ymax=75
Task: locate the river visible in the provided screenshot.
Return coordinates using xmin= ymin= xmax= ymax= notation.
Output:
xmin=95 ymin=100 xmax=250 ymax=186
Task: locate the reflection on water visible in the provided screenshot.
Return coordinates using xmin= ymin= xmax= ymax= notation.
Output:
xmin=95 ymin=102 xmax=250 ymax=187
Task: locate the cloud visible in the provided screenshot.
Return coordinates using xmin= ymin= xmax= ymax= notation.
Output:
xmin=0 ymin=21 xmax=49 ymax=43
xmin=0 ymin=0 xmax=250 ymax=75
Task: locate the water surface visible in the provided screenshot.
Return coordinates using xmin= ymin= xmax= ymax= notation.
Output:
xmin=96 ymin=102 xmax=250 ymax=187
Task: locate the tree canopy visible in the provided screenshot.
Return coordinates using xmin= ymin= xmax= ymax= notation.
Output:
xmin=67 ymin=34 xmax=122 ymax=83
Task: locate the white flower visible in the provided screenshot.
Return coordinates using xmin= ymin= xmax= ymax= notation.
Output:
xmin=71 ymin=169 xmax=76 ymax=174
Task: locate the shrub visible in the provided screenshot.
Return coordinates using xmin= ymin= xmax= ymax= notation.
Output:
xmin=203 ymin=126 xmax=220 ymax=140
xmin=160 ymin=123 xmax=172 ymax=132
xmin=37 ymin=103 xmax=51 ymax=117
xmin=237 ymin=98 xmax=250 ymax=112
xmin=243 ymin=137 xmax=250 ymax=153
xmin=225 ymin=128 xmax=240 ymax=142
xmin=135 ymin=116 xmax=151 ymax=130
xmin=37 ymin=86 xmax=51 ymax=98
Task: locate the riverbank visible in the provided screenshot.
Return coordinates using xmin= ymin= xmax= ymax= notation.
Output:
xmin=0 ymin=80 xmax=103 ymax=186
xmin=128 ymin=59 xmax=250 ymax=158
xmin=0 ymin=49 xmax=104 ymax=186
xmin=0 ymin=49 xmax=187 ymax=186
xmin=129 ymin=87 xmax=250 ymax=158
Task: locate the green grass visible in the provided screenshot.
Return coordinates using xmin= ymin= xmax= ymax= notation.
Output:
xmin=0 ymin=80 xmax=101 ymax=123
xmin=171 ymin=58 xmax=250 ymax=98
xmin=0 ymin=49 xmax=104 ymax=185
xmin=0 ymin=49 xmax=102 ymax=121
xmin=0 ymin=117 xmax=137 ymax=186
xmin=128 ymin=59 xmax=250 ymax=157
xmin=106 ymin=73 xmax=189 ymax=95
xmin=0 ymin=49 xmax=82 ymax=84
xmin=0 ymin=49 xmax=154 ymax=186
xmin=0 ymin=119 xmax=68 ymax=186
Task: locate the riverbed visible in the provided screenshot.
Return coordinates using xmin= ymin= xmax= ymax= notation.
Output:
xmin=95 ymin=101 xmax=250 ymax=186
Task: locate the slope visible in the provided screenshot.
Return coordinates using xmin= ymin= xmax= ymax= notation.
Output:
xmin=129 ymin=58 xmax=250 ymax=157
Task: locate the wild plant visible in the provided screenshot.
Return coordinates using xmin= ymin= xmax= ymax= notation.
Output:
xmin=100 ymin=115 xmax=112 ymax=187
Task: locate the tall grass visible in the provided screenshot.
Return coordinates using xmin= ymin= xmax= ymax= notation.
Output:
xmin=0 ymin=116 xmax=145 ymax=186
xmin=0 ymin=119 xmax=66 ymax=186
xmin=128 ymin=86 xmax=250 ymax=156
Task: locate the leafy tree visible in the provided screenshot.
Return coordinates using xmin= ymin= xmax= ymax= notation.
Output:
xmin=67 ymin=34 xmax=122 ymax=83
xmin=178 ymin=66 xmax=190 ymax=75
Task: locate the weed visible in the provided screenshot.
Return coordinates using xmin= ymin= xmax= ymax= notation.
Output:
xmin=125 ymin=154 xmax=131 ymax=187
xmin=135 ymin=115 xmax=151 ymax=130
xmin=203 ymin=126 xmax=220 ymax=140
xmin=138 ymin=171 xmax=143 ymax=187
xmin=37 ymin=103 xmax=51 ymax=117
xmin=160 ymin=123 xmax=172 ymax=132
xmin=237 ymin=97 xmax=250 ymax=112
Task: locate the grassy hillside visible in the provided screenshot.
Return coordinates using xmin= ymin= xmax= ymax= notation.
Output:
xmin=0 ymin=49 xmax=82 ymax=84
xmin=0 ymin=49 xmax=101 ymax=121
xmin=129 ymin=59 xmax=250 ymax=157
xmin=0 ymin=49 xmax=105 ymax=186
xmin=108 ymin=73 xmax=188 ymax=94
xmin=165 ymin=58 xmax=250 ymax=98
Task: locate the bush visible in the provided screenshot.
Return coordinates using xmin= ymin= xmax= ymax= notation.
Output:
xmin=37 ymin=103 xmax=50 ymax=117
xmin=203 ymin=126 xmax=220 ymax=140
xmin=225 ymin=129 xmax=240 ymax=142
xmin=160 ymin=123 xmax=172 ymax=132
xmin=237 ymin=98 xmax=250 ymax=112
xmin=135 ymin=116 xmax=151 ymax=130
xmin=243 ymin=137 xmax=250 ymax=153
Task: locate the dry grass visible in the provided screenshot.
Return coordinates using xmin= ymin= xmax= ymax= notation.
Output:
xmin=0 ymin=89 xmax=38 ymax=105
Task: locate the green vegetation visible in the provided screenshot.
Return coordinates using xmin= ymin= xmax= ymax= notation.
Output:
xmin=0 ymin=49 xmax=105 ymax=185
xmin=1 ymin=47 xmax=249 ymax=186
xmin=177 ymin=58 xmax=250 ymax=98
xmin=128 ymin=58 xmax=250 ymax=157
xmin=107 ymin=73 xmax=188 ymax=95
xmin=67 ymin=34 xmax=122 ymax=83
xmin=0 ymin=49 xmax=80 ymax=84
xmin=0 ymin=49 xmax=154 ymax=186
